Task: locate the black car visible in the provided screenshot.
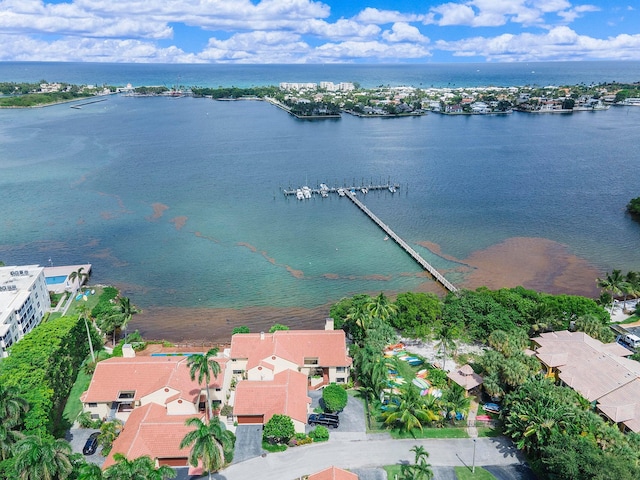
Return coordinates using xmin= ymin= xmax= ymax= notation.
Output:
xmin=308 ymin=413 xmax=339 ymax=428
xmin=82 ymin=432 xmax=100 ymax=455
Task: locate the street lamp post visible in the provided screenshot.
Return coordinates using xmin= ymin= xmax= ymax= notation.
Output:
xmin=472 ymin=438 xmax=477 ymax=474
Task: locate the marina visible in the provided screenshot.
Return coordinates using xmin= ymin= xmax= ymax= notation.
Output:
xmin=283 ymin=181 xmax=458 ymax=293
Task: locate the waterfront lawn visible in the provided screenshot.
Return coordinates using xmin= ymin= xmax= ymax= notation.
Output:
xmin=62 ymin=351 xmax=110 ymax=426
xmin=454 ymin=466 xmax=496 ymax=479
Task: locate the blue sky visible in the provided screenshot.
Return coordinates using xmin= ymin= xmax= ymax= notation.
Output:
xmin=0 ymin=0 xmax=639 ymax=63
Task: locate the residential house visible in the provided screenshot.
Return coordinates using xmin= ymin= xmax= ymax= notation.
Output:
xmin=307 ymin=466 xmax=359 ymax=479
xmin=227 ymin=322 xmax=352 ymax=432
xmin=532 ymin=330 xmax=640 ymax=433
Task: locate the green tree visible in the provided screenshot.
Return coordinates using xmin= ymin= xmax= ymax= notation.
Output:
xmin=393 ymin=292 xmax=442 ymax=336
xmin=78 ymin=463 xmax=105 ymax=480
xmin=626 ymin=197 xmax=640 ymax=216
xmin=434 ymin=323 xmax=458 ymax=371
xmin=180 ymin=417 xmax=233 ymax=480
xmin=322 ymin=383 xmax=348 ymax=413
xmin=231 ymin=326 xmax=250 ymax=335
xmin=381 ymin=384 xmax=440 ymax=433
xmin=77 ymin=304 xmax=97 ymax=363
xmin=263 ymin=414 xmax=295 ymax=445
xmin=597 ymin=270 xmax=625 ymax=314
xmin=116 ymin=297 xmax=139 ymax=342
xmin=12 ymin=435 xmax=73 ymax=480
xmin=187 ymin=348 xmax=221 ymax=419
xmin=366 ymin=292 xmax=398 ymax=322
xmin=268 ymin=323 xmax=289 ymax=333
xmin=67 ymin=267 xmax=88 ymax=292
xmin=400 ymin=445 xmax=433 ymax=480
xmin=0 ymin=384 xmax=29 ymax=428
xmin=103 ymin=454 xmax=176 ymax=480
xmin=98 ymin=420 xmax=122 ymax=455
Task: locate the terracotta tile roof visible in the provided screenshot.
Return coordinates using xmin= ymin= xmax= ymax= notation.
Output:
xmin=229 ymin=330 xmax=352 ymax=370
xmin=233 ymin=369 xmax=311 ymax=424
xmin=103 ymin=403 xmax=201 ymax=469
xmin=82 ymin=356 xmax=227 ymax=404
xmin=448 ymin=366 xmax=483 ymax=391
xmin=308 ymin=466 xmax=359 ymax=480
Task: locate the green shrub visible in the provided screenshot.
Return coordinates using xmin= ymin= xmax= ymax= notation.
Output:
xmin=322 ymin=383 xmax=348 ymax=413
xmin=91 ymin=286 xmax=118 ymax=318
xmin=263 ymin=414 xmax=295 ymax=445
xmin=309 ymin=426 xmax=329 ymax=442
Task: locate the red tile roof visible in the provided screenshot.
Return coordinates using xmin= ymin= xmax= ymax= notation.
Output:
xmin=82 ymin=356 xmax=227 ymax=404
xmin=229 ymin=330 xmax=352 ymax=370
xmin=308 ymin=466 xmax=359 ymax=480
xmin=103 ymin=403 xmax=201 ymax=468
xmin=233 ymin=369 xmax=311 ymax=424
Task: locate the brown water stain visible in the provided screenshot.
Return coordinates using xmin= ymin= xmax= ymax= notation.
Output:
xmin=237 ymin=242 xmax=257 ymax=252
xmin=131 ymin=304 xmax=332 ymax=343
xmin=90 ymin=248 xmax=129 ymax=268
xmin=170 ymin=216 xmax=187 ymax=230
xmin=147 ymin=202 xmax=169 ymax=221
xmin=194 ymin=231 xmax=220 ymax=243
xmin=458 ymin=237 xmax=601 ymax=297
xmin=100 ymin=212 xmax=114 ymax=220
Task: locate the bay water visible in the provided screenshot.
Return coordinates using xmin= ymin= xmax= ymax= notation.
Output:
xmin=1 ymin=62 xmax=640 ymax=340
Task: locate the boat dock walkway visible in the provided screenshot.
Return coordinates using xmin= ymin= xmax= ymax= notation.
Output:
xmin=344 ymin=191 xmax=458 ymax=293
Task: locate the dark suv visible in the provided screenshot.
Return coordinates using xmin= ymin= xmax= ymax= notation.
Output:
xmin=308 ymin=413 xmax=339 ymax=429
xmin=82 ymin=432 xmax=100 ymax=455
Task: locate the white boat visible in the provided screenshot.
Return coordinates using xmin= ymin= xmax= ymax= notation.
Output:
xmin=296 ymin=189 xmax=304 ymax=200
xmin=388 ymin=185 xmax=397 ymax=193
xmin=361 ymin=187 xmax=368 ymax=194
xmin=337 ymin=188 xmax=345 ymax=197
xmin=320 ymin=190 xmax=329 ymax=198
xmin=302 ymin=186 xmax=312 ymax=199
xmin=320 ymin=183 xmax=329 ymax=191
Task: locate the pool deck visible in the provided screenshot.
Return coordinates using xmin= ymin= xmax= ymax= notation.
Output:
xmin=44 ymin=263 xmax=92 ymax=294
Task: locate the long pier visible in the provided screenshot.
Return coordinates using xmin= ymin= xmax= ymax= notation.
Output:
xmin=344 ymin=191 xmax=458 ymax=293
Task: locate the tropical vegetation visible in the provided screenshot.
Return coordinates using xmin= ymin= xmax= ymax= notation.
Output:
xmin=180 ymin=417 xmax=235 ymax=480
xmin=321 ymin=383 xmax=348 ymax=413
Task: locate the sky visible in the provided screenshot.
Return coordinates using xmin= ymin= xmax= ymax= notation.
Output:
xmin=0 ymin=0 xmax=639 ymax=63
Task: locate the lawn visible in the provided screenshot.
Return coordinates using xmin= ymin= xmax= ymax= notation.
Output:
xmin=390 ymin=427 xmax=469 ymax=439
xmin=62 ymin=363 xmax=93 ymax=426
xmin=454 ymin=466 xmax=496 ymax=479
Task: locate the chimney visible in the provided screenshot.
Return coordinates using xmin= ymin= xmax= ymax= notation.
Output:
xmin=122 ymin=344 xmax=135 ymax=358
xmin=325 ymin=318 xmax=334 ymax=331
xmin=260 ymin=331 xmax=265 ymax=340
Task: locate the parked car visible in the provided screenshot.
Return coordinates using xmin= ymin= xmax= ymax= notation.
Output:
xmin=483 ymin=403 xmax=502 ymax=414
xmin=308 ymin=413 xmax=339 ymax=428
xmin=82 ymin=432 xmax=100 ymax=455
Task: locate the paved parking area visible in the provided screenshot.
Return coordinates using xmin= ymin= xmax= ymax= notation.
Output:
xmin=306 ymin=390 xmax=367 ymax=440
xmin=66 ymin=428 xmax=104 ymax=466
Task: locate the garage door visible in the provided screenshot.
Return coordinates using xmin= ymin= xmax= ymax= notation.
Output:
xmin=237 ymin=415 xmax=264 ymax=424
xmin=158 ymin=457 xmax=188 ymax=467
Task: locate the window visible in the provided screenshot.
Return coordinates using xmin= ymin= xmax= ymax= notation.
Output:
xmin=336 ymin=367 xmax=346 ymax=373
xmin=90 ymin=414 xmax=100 ymax=420
xmin=232 ymin=369 xmax=244 ymax=375
xmin=117 ymin=391 xmax=135 ymax=400
xmin=336 ymin=377 xmax=345 ymax=383
xmin=88 ymin=403 xmax=98 ymax=408
xmin=304 ymin=357 xmax=319 ymax=365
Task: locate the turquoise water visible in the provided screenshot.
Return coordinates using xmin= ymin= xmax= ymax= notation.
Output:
xmin=1 ymin=63 xmax=640 ymax=323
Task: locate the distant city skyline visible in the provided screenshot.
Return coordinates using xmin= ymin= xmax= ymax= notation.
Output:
xmin=0 ymin=0 xmax=639 ymax=63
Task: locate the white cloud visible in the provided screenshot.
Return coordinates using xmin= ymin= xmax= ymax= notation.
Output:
xmin=353 ymin=7 xmax=425 ymax=24
xmin=558 ymin=4 xmax=600 ymax=23
xmin=313 ymin=40 xmax=431 ymax=61
xmin=437 ymin=26 xmax=640 ymax=61
xmin=428 ymin=3 xmax=477 ymax=26
xmin=382 ymin=22 xmax=429 ymax=44
xmin=198 ymin=31 xmax=312 ymax=63
xmin=299 ymin=18 xmax=380 ymax=40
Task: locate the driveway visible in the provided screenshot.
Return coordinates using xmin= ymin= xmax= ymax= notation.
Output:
xmin=306 ymin=390 xmax=368 ymax=440
xmin=66 ymin=428 xmax=104 ymax=467
xmin=233 ymin=425 xmax=264 ymax=464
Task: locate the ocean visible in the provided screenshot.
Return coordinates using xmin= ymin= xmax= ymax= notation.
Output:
xmin=1 ymin=62 xmax=639 ymax=341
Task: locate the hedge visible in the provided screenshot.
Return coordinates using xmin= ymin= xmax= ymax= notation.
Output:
xmin=0 ymin=315 xmax=100 ymax=437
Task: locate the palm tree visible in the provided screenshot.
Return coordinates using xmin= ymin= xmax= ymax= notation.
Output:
xmin=442 ymin=384 xmax=471 ymax=424
xmin=78 ymin=463 xmax=105 ymax=480
xmin=0 ymin=423 xmax=23 ymax=461
xmin=103 ymin=454 xmax=176 ymax=480
xmin=98 ymin=419 xmax=123 ymax=455
xmin=623 ymin=271 xmax=640 ymax=311
xmin=116 ymin=297 xmax=139 ymax=342
xmin=180 ymin=417 xmax=232 ymax=480
xmin=597 ymin=269 xmax=625 ymax=314
xmin=382 ymin=385 xmax=439 ymax=433
xmin=366 ymin=292 xmax=398 ymax=322
xmin=434 ymin=324 xmax=457 ymax=371
xmin=98 ymin=312 xmax=123 ymax=347
xmin=400 ymin=445 xmax=434 ymax=480
xmin=68 ymin=267 xmax=88 ymax=292
xmin=12 ymin=435 xmax=73 ymax=480
xmin=187 ymin=348 xmax=221 ymax=418
xmin=346 ymin=302 xmax=373 ymax=334
xmin=77 ymin=304 xmax=96 ymax=363
xmin=0 ymin=384 xmax=29 ymax=428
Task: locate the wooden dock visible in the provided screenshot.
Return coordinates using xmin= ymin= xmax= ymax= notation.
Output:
xmin=344 ymin=191 xmax=458 ymax=293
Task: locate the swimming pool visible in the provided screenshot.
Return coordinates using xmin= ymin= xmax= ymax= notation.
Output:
xmin=46 ymin=275 xmax=68 ymax=285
